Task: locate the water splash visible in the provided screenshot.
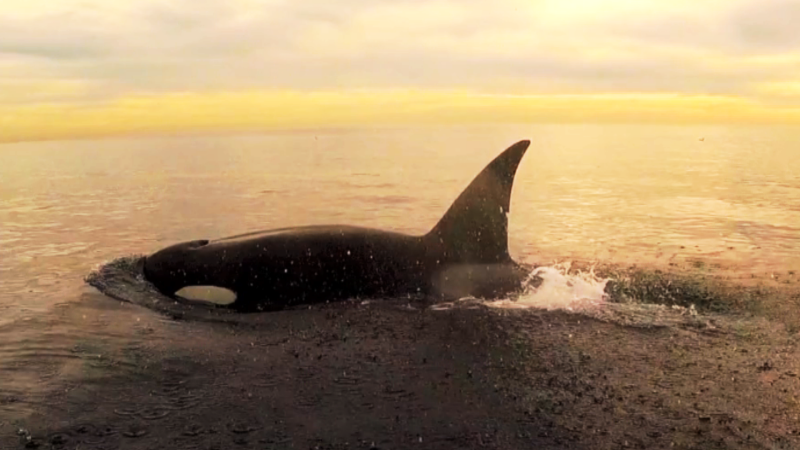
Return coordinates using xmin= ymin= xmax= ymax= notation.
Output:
xmin=482 ymin=262 xmax=719 ymax=331
xmin=487 ymin=262 xmax=609 ymax=311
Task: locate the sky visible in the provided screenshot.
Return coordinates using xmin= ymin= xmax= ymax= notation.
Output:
xmin=3 ymin=0 xmax=800 ymax=141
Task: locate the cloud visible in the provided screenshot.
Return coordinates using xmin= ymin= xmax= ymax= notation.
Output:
xmin=730 ymin=0 xmax=800 ymax=52
xmin=5 ymin=89 xmax=800 ymax=143
xmin=0 ymin=3 xmax=132 ymax=61
xmin=3 ymin=0 xmax=800 ymax=96
xmin=2 ymin=0 xmax=800 ymax=139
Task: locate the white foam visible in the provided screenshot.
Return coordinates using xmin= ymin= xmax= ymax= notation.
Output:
xmin=486 ymin=262 xmax=609 ymax=311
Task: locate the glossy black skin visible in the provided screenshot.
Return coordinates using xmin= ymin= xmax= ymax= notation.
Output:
xmin=143 ymin=140 xmax=531 ymax=311
xmin=144 ymin=226 xmax=431 ymax=311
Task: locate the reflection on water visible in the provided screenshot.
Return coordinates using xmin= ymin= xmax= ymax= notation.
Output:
xmin=1 ymin=124 xmax=799 ymax=423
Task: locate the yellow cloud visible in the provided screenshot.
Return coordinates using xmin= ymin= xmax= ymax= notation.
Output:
xmin=3 ymin=89 xmax=800 ymax=143
xmin=754 ymin=80 xmax=800 ymax=97
xmin=0 ymin=79 xmax=89 ymax=104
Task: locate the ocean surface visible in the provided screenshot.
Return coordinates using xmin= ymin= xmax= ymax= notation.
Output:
xmin=1 ymin=124 xmax=799 ymax=424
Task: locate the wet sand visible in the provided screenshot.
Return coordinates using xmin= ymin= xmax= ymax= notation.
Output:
xmin=6 ymin=281 xmax=800 ymax=450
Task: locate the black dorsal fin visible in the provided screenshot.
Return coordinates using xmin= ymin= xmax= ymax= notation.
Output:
xmin=425 ymin=140 xmax=530 ymax=263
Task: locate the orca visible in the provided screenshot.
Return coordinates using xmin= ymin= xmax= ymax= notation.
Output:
xmin=143 ymin=140 xmax=531 ymax=311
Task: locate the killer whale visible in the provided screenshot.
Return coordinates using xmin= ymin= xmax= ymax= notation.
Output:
xmin=143 ymin=140 xmax=531 ymax=311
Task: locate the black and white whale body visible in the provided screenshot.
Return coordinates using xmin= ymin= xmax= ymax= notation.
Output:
xmin=143 ymin=140 xmax=531 ymax=311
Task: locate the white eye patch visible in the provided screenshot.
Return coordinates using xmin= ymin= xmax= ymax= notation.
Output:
xmin=174 ymin=286 xmax=237 ymax=305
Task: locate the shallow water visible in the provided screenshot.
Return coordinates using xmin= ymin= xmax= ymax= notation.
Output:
xmin=1 ymin=124 xmax=799 ymax=424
